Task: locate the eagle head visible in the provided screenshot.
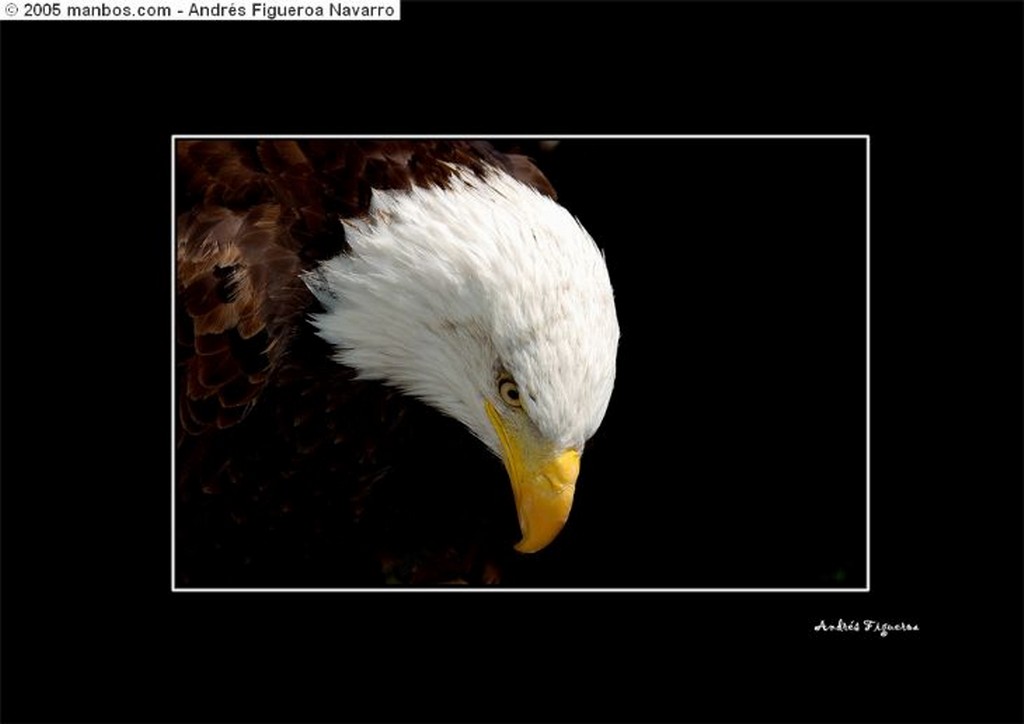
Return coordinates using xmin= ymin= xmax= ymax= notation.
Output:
xmin=304 ymin=166 xmax=620 ymax=553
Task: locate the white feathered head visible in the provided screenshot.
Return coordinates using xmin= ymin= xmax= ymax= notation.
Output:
xmin=305 ymin=166 xmax=619 ymax=552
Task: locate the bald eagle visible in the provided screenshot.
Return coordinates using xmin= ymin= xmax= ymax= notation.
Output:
xmin=175 ymin=139 xmax=619 ymax=586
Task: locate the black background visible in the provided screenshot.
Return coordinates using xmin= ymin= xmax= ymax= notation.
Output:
xmin=2 ymin=2 xmax=1021 ymax=723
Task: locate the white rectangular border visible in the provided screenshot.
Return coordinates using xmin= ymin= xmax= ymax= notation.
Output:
xmin=171 ymin=134 xmax=871 ymax=593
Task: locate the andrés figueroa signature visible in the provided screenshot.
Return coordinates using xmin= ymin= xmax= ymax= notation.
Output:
xmin=814 ymin=619 xmax=919 ymax=638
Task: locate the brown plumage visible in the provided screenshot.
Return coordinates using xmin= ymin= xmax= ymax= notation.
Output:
xmin=175 ymin=139 xmax=557 ymax=586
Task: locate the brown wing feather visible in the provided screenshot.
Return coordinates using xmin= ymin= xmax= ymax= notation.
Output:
xmin=177 ymin=201 xmax=302 ymax=434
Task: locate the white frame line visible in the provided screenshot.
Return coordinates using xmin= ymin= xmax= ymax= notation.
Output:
xmin=170 ymin=134 xmax=871 ymax=593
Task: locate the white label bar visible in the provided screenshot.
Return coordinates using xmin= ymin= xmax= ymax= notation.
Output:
xmin=2 ymin=0 xmax=400 ymax=20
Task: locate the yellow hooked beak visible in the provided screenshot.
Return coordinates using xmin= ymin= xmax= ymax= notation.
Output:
xmin=484 ymin=400 xmax=581 ymax=553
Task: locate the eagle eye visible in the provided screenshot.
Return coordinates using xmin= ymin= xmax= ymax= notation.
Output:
xmin=498 ymin=378 xmax=522 ymax=408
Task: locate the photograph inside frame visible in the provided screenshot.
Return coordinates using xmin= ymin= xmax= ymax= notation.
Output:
xmin=174 ymin=136 xmax=869 ymax=590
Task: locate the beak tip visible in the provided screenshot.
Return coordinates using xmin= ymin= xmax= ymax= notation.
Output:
xmin=513 ymin=539 xmax=548 ymax=555
xmin=512 ymin=502 xmax=573 ymax=554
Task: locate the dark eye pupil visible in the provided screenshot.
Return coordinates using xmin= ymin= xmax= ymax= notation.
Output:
xmin=506 ymin=386 xmax=519 ymax=400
